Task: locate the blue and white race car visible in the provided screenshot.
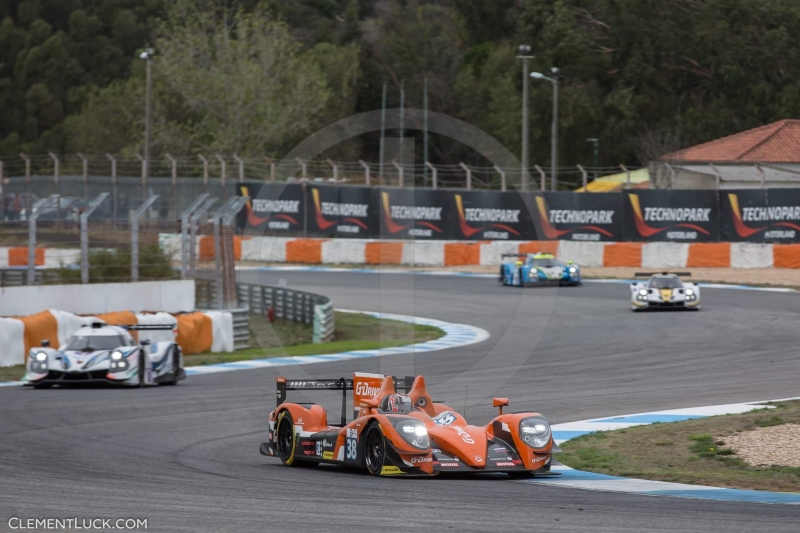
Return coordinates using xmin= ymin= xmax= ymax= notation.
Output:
xmin=499 ymin=252 xmax=581 ymax=287
xmin=24 ymin=322 xmax=184 ymax=388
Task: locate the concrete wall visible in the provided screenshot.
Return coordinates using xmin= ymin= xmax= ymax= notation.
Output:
xmin=0 ymin=280 xmax=196 ymax=316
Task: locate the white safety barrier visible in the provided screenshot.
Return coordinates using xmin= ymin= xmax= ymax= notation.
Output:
xmin=0 ymin=280 xmax=195 ymax=316
xmin=204 ymin=310 xmax=234 ymax=353
xmin=0 ymin=317 xmax=25 ymax=367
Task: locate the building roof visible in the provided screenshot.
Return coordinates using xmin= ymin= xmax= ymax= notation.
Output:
xmin=663 ymin=119 xmax=800 ymax=163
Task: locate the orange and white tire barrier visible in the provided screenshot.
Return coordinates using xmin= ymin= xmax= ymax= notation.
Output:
xmin=0 ymin=309 xmax=235 ymax=367
xmin=231 ymin=237 xmax=800 ymax=269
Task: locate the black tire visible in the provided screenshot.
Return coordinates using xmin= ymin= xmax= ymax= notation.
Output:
xmin=275 ymin=411 xmax=299 ymax=466
xmin=163 ymin=346 xmax=181 ymax=386
xmin=362 ymin=423 xmax=386 ymax=476
xmin=137 ymin=351 xmax=145 ymax=388
xmin=498 ymin=266 xmax=504 ymax=284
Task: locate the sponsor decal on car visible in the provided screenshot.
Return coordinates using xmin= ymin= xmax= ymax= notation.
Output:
xmin=380 ymin=466 xmax=404 ymax=475
xmin=322 ymin=451 xmax=334 ymax=460
xmin=411 ymin=456 xmax=432 ymax=464
xmin=450 ymin=425 xmax=475 ymax=444
xmin=432 ymin=412 xmax=457 ymax=426
xmin=494 ymin=462 xmax=515 ymax=467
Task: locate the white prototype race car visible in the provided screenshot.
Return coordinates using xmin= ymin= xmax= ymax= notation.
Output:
xmin=630 ymin=272 xmax=700 ymax=312
xmin=24 ymin=322 xmax=185 ymax=388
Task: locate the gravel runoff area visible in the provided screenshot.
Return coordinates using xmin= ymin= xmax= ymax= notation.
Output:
xmin=721 ymin=424 xmax=800 ymax=468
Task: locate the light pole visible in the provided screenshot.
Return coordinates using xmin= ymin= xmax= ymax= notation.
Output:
xmin=531 ymin=67 xmax=559 ymax=190
xmin=586 ymin=138 xmax=599 ymax=180
xmin=517 ymin=45 xmax=533 ymax=191
xmin=139 ymin=48 xmax=154 ymax=180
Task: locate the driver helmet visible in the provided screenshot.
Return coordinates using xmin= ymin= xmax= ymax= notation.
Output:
xmin=383 ymin=394 xmax=413 ymax=414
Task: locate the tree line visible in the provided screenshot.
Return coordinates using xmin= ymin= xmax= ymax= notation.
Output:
xmin=3 ymin=0 xmax=800 ymax=173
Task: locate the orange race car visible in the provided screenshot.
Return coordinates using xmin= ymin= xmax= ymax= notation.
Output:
xmin=260 ymin=372 xmax=561 ymax=477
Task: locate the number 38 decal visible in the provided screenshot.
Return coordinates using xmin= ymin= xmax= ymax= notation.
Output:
xmin=345 ymin=428 xmax=358 ymax=461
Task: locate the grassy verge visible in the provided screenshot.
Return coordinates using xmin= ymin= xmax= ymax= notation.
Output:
xmin=188 ymin=311 xmax=444 ymax=365
xmin=559 ymin=400 xmax=800 ymax=492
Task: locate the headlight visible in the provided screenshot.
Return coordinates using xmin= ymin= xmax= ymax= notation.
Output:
xmin=394 ymin=420 xmax=430 ymax=449
xmin=639 ymin=289 xmax=648 ymax=296
xmin=685 ymin=289 xmax=694 ymax=296
xmin=111 ymin=351 xmax=123 ymax=360
xmin=569 ymin=267 xmax=577 ymax=273
xmin=35 ymin=352 xmax=47 ymax=361
xmin=519 ymin=417 xmax=551 ymax=449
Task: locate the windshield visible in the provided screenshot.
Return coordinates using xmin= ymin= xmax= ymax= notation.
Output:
xmin=64 ymin=335 xmax=124 ymax=351
xmin=649 ymin=277 xmax=683 ymax=289
xmin=531 ymin=258 xmax=563 ymax=268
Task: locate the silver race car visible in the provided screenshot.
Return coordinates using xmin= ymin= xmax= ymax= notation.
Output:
xmin=630 ymin=272 xmax=700 ymax=311
xmin=24 ymin=322 xmax=185 ymax=388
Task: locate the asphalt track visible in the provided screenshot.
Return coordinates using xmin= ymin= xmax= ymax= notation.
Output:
xmin=2 ymin=270 xmax=800 ymax=532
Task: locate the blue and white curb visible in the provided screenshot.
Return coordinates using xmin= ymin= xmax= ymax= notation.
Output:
xmin=184 ymin=310 xmax=489 ymax=377
xmin=526 ymin=399 xmax=800 ymax=505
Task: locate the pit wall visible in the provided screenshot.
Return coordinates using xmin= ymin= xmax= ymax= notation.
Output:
xmin=163 ymin=236 xmax=800 ymax=269
xmin=0 ymin=309 xmax=234 ymax=367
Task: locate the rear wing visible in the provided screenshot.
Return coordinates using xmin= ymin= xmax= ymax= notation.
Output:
xmin=634 ymin=272 xmax=691 ymax=277
xmin=276 ymin=375 xmax=414 ymax=426
xmin=84 ymin=321 xmax=177 ymax=330
xmin=501 ymin=253 xmax=528 ymax=258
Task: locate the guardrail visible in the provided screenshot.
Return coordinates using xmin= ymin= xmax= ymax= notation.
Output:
xmin=0 ymin=268 xmax=58 ymax=287
xmin=196 ymin=280 xmax=335 ymax=344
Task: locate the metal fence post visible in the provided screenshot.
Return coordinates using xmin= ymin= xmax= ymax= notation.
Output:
xmin=106 ymin=154 xmax=118 ymax=223
xmin=234 ymin=154 xmax=244 ymax=183
xmin=493 ymin=165 xmax=506 ymax=191
xmin=180 ymin=194 xmax=209 ymax=279
xmin=220 ymin=197 xmax=247 ymax=308
xmin=198 ymin=154 xmax=209 ymax=193
xmin=577 ymin=164 xmax=588 ymax=192
xmin=266 ymin=157 xmax=275 ymax=182
xmin=20 ymin=153 xmax=31 ymax=215
xmin=359 ymin=160 xmax=370 ymax=186
xmin=48 ymin=152 xmax=60 ymax=225
xmin=326 ymin=159 xmax=338 ymax=182
xmin=80 ymin=193 xmax=109 ymax=284
xmin=534 ymin=165 xmax=546 ymax=191
xmin=189 ymin=197 xmax=216 ymax=278
xmin=459 ymin=162 xmax=472 ymax=190
xmin=665 ymin=163 xmax=676 ymax=189
xmin=0 ymin=159 xmax=3 ymax=222
xmin=757 ymin=164 xmax=766 ymax=189
xmin=130 ymin=194 xmax=159 ymax=282
xmin=296 ymin=157 xmax=306 ymax=179
xmin=77 ymin=153 xmax=88 ymax=203
xmin=620 ymin=164 xmax=630 ymax=189
xmin=28 ymin=195 xmax=57 ymax=285
xmin=392 ymin=161 xmax=403 ymax=187
xmin=166 ymin=154 xmax=177 ymax=220
xmin=136 ymin=154 xmax=147 ymax=202
xmin=216 ymin=154 xmax=227 ymax=199
xmin=426 ymin=162 xmax=437 ymax=189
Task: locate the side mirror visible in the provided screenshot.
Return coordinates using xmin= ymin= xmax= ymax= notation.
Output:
xmin=41 ymin=340 xmax=50 ymax=347
xmin=493 ymin=397 xmax=509 ymax=415
xmin=141 ymin=339 xmax=151 ymax=346
xmin=567 ymin=260 xmax=574 ymax=265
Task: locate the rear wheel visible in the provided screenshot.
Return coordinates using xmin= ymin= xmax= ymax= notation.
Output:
xmin=137 ymin=351 xmax=145 ymax=387
xmin=363 ymin=423 xmax=386 ymax=476
xmin=275 ymin=411 xmax=299 ymax=466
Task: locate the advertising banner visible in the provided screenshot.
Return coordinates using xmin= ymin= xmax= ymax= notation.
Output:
xmin=720 ymin=190 xmax=767 ymax=242
xmin=622 ymin=190 xmax=719 ymax=242
xmin=237 ymin=182 xmax=304 ymax=234
xmin=532 ymin=192 xmax=622 ymax=241
xmin=450 ymin=190 xmax=533 ymax=241
xmin=376 ymin=187 xmax=451 ymax=240
xmin=307 ymin=185 xmax=376 ymax=238
xmin=763 ymin=189 xmax=800 ymax=242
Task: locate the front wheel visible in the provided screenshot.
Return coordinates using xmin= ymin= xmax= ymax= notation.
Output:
xmin=362 ymin=423 xmax=386 ymax=476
